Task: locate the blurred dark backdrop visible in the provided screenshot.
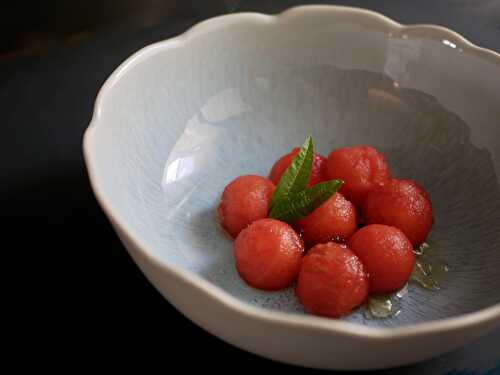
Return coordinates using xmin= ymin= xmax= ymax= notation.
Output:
xmin=0 ymin=1 xmax=240 ymax=57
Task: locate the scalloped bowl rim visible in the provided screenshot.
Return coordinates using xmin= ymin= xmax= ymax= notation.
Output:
xmin=83 ymin=5 xmax=500 ymax=340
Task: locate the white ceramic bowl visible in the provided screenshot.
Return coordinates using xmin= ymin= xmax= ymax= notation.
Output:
xmin=83 ymin=5 xmax=500 ymax=370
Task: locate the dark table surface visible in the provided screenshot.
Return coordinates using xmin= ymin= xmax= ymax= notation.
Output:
xmin=6 ymin=1 xmax=500 ymax=372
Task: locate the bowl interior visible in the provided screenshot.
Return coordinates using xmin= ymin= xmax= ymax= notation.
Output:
xmin=87 ymin=10 xmax=500 ymax=327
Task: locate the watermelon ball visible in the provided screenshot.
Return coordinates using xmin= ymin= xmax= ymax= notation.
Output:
xmin=234 ymin=218 xmax=304 ymax=291
xmin=326 ymin=146 xmax=391 ymax=208
xmin=349 ymin=224 xmax=415 ymax=294
xmin=293 ymin=192 xmax=357 ymax=246
xmin=218 ymin=175 xmax=275 ymax=238
xmin=269 ymin=147 xmax=327 ymax=187
xmin=296 ymin=242 xmax=369 ymax=318
xmin=363 ymin=179 xmax=433 ymax=246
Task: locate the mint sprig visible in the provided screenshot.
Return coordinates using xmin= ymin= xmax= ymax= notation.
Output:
xmin=268 ymin=136 xmax=343 ymax=223
xmin=269 ymin=135 xmax=314 ymax=209
xmin=269 ymin=179 xmax=343 ymax=223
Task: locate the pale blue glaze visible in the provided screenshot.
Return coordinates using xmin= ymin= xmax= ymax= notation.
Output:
xmin=88 ymin=16 xmax=500 ymax=328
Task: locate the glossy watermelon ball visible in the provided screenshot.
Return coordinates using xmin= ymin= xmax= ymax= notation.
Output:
xmin=296 ymin=242 xmax=369 ymax=318
xmin=363 ymin=179 xmax=433 ymax=246
xmin=349 ymin=224 xmax=415 ymax=294
xmin=326 ymin=146 xmax=391 ymax=208
xmin=293 ymin=192 xmax=357 ymax=246
xmin=269 ymin=147 xmax=327 ymax=187
xmin=218 ymin=175 xmax=275 ymax=238
xmin=234 ymin=218 xmax=304 ymax=291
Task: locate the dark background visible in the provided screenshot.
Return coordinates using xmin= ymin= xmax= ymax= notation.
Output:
xmin=5 ymin=1 xmax=500 ymax=372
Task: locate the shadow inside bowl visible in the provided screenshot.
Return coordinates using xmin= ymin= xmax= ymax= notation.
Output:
xmin=150 ymin=65 xmax=500 ymax=327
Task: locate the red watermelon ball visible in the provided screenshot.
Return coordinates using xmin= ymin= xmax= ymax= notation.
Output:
xmin=218 ymin=175 xmax=275 ymax=238
xmin=349 ymin=224 xmax=415 ymax=294
xmin=363 ymin=179 xmax=433 ymax=246
xmin=296 ymin=242 xmax=369 ymax=318
xmin=269 ymin=147 xmax=327 ymax=187
xmin=326 ymin=146 xmax=391 ymax=208
xmin=234 ymin=219 xmax=304 ymax=291
xmin=293 ymin=192 xmax=357 ymax=246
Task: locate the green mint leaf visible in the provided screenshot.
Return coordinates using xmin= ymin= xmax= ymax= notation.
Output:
xmin=269 ymin=179 xmax=343 ymax=223
xmin=270 ymin=135 xmax=314 ymax=209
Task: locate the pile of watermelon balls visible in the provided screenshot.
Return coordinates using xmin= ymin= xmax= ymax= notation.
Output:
xmin=217 ymin=140 xmax=433 ymax=318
